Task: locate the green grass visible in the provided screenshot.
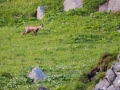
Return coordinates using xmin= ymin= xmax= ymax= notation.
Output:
xmin=0 ymin=0 xmax=120 ymax=90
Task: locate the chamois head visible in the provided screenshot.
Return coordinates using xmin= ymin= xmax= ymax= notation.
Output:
xmin=39 ymin=24 xmax=44 ymax=29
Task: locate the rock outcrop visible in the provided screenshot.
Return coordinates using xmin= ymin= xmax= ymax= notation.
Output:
xmin=95 ymin=55 xmax=120 ymax=90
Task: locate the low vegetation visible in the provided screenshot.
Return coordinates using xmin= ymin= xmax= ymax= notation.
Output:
xmin=0 ymin=0 xmax=120 ymax=90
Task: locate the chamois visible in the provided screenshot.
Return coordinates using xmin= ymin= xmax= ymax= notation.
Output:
xmin=23 ymin=24 xmax=43 ymax=36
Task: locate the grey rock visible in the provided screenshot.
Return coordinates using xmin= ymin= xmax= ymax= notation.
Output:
xmin=118 ymin=29 xmax=120 ymax=33
xmin=37 ymin=6 xmax=46 ymax=20
xmin=63 ymin=0 xmax=83 ymax=11
xmin=98 ymin=0 xmax=120 ymax=13
xmin=117 ymin=54 xmax=120 ymax=62
xmin=107 ymin=0 xmax=120 ymax=13
xmin=38 ymin=87 xmax=48 ymax=90
xmin=28 ymin=67 xmax=47 ymax=83
xmin=95 ymin=79 xmax=110 ymax=90
xmin=105 ymin=69 xmax=116 ymax=83
xmin=106 ymin=85 xmax=114 ymax=90
xmin=98 ymin=3 xmax=108 ymax=12
xmin=107 ymin=85 xmax=120 ymax=90
xmin=113 ymin=75 xmax=120 ymax=87
xmin=112 ymin=62 xmax=120 ymax=76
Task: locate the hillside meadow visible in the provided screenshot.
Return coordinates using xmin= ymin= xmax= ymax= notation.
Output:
xmin=0 ymin=0 xmax=120 ymax=90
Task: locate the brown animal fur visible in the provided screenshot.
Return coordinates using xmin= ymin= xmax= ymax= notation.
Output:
xmin=23 ymin=24 xmax=43 ymax=36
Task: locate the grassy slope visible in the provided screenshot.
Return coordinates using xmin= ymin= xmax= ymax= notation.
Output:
xmin=0 ymin=0 xmax=120 ymax=90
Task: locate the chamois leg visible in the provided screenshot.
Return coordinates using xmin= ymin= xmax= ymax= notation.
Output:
xmin=33 ymin=31 xmax=37 ymax=36
xmin=23 ymin=31 xmax=30 ymax=35
xmin=23 ymin=32 xmax=26 ymax=35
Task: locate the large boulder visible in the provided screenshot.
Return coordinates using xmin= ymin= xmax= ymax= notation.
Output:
xmin=98 ymin=0 xmax=120 ymax=13
xmin=107 ymin=0 xmax=120 ymax=12
xmin=37 ymin=6 xmax=46 ymax=20
xmin=63 ymin=0 xmax=83 ymax=11
xmin=28 ymin=67 xmax=47 ymax=83
xmin=98 ymin=3 xmax=108 ymax=12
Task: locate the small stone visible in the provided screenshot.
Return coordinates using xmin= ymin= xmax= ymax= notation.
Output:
xmin=28 ymin=67 xmax=47 ymax=83
xmin=38 ymin=87 xmax=48 ymax=90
